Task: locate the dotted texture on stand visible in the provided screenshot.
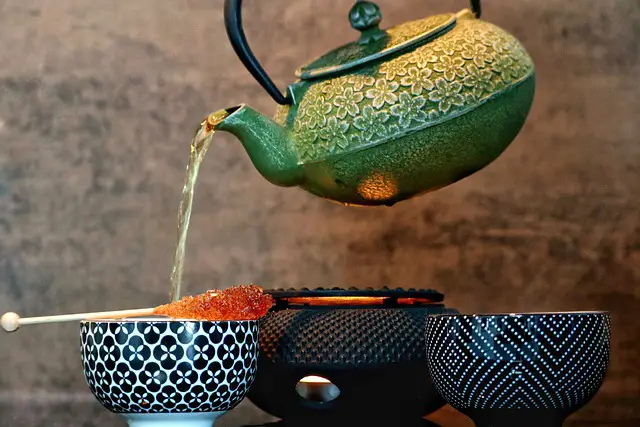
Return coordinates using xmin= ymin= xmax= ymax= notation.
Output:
xmin=259 ymin=308 xmax=437 ymax=365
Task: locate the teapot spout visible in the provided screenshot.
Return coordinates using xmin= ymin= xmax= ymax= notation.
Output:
xmin=217 ymin=105 xmax=304 ymax=187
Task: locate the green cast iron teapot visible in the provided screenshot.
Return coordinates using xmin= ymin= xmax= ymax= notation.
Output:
xmin=218 ymin=0 xmax=535 ymax=206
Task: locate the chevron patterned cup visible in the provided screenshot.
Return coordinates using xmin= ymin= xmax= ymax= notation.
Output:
xmin=425 ymin=312 xmax=611 ymax=427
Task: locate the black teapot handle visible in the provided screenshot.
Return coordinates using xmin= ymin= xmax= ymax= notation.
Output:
xmin=471 ymin=0 xmax=482 ymax=18
xmin=224 ymin=0 xmax=292 ymax=105
xmin=224 ymin=0 xmax=482 ymax=106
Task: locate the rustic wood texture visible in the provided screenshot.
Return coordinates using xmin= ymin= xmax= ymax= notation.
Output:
xmin=0 ymin=0 xmax=638 ymax=424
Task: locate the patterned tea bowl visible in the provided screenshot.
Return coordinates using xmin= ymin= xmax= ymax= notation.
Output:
xmin=80 ymin=318 xmax=258 ymax=427
xmin=425 ymin=312 xmax=611 ymax=427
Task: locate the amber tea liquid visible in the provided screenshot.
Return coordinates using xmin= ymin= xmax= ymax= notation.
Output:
xmin=169 ymin=110 xmax=229 ymax=302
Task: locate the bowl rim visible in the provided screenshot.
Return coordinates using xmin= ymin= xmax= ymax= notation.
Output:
xmin=428 ymin=310 xmax=609 ymax=318
xmin=80 ymin=317 xmax=260 ymax=324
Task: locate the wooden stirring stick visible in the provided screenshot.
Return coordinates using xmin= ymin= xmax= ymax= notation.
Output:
xmin=1 ymin=308 xmax=156 ymax=333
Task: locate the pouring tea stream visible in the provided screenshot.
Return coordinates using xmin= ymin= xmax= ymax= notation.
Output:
xmin=169 ymin=110 xmax=229 ymax=301
xmin=215 ymin=0 xmax=535 ymax=206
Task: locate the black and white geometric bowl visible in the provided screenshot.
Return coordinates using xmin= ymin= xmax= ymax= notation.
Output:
xmin=425 ymin=312 xmax=611 ymax=427
xmin=80 ymin=319 xmax=258 ymax=427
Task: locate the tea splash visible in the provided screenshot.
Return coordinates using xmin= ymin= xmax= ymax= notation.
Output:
xmin=169 ymin=110 xmax=229 ymax=302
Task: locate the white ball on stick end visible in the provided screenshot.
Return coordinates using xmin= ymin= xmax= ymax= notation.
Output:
xmin=1 ymin=312 xmax=21 ymax=332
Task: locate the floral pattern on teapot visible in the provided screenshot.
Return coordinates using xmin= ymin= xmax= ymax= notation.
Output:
xmin=331 ymin=14 xmax=454 ymax=65
xmin=275 ymin=18 xmax=534 ymax=164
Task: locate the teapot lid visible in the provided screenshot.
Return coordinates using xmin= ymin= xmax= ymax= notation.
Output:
xmin=295 ymin=1 xmax=456 ymax=80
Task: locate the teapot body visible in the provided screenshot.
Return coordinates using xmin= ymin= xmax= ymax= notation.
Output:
xmin=273 ymin=15 xmax=535 ymax=206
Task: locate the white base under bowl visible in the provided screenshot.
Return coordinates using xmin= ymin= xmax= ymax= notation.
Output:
xmin=123 ymin=412 xmax=225 ymax=427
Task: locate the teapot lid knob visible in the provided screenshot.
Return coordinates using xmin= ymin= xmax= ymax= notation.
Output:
xmin=349 ymin=1 xmax=386 ymax=44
